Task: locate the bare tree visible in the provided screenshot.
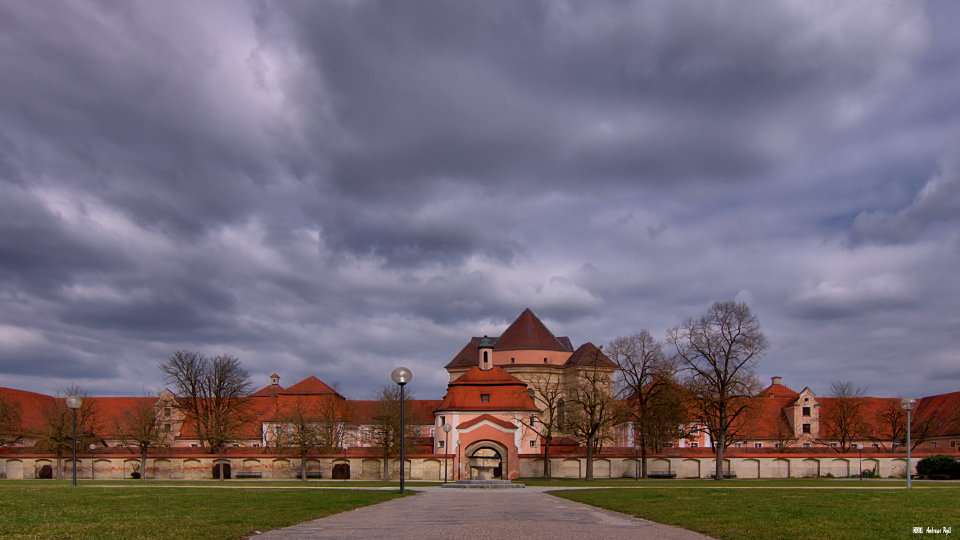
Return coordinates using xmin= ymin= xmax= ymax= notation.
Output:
xmin=907 ymin=414 xmax=939 ymax=451
xmin=159 ymin=351 xmax=252 ymax=480
xmin=670 ymin=300 xmax=768 ymax=481
xmin=0 ymin=395 xmax=24 ymax=447
xmin=608 ymin=330 xmax=682 ymax=478
xmin=819 ymin=381 xmax=869 ymax=453
xmin=517 ymin=373 xmax=565 ymax=478
xmin=113 ymin=396 xmax=165 ymax=480
xmin=274 ymin=396 xmax=322 ymax=481
xmin=36 ymin=386 xmax=100 ymax=480
xmin=566 ymin=350 xmax=620 ymax=481
xmin=369 ymin=384 xmax=417 ymax=480
xmin=640 ymin=381 xmax=688 ymax=454
xmin=314 ymin=384 xmax=353 ymax=454
xmin=770 ymin=412 xmax=797 ymax=452
xmin=870 ymin=399 xmax=906 ymax=451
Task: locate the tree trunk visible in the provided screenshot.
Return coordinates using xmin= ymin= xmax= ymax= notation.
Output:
xmin=56 ymin=454 xmax=62 ymax=480
xmin=640 ymin=436 xmax=648 ymax=479
xmin=141 ymin=449 xmax=148 ymax=481
xmin=543 ymin=439 xmax=551 ymax=479
xmin=715 ymin=432 xmax=725 ymax=481
xmin=585 ymin=435 xmax=594 ymax=481
xmin=218 ymin=446 xmax=225 ymax=482
xmin=301 ymin=455 xmax=307 ymax=482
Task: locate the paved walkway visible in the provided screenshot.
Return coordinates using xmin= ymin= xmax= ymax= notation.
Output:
xmin=254 ymin=486 xmax=715 ymax=539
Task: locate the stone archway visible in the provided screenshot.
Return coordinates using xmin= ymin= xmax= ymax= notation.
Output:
xmin=464 ymin=441 xmax=508 ymax=480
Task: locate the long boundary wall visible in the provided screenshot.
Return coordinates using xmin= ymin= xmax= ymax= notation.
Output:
xmin=1 ymin=454 xmax=916 ymax=480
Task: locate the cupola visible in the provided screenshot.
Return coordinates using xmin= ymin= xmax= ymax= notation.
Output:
xmin=478 ymin=336 xmax=494 ymax=371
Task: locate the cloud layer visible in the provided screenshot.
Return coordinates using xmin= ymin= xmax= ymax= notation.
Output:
xmin=1 ymin=0 xmax=958 ymax=400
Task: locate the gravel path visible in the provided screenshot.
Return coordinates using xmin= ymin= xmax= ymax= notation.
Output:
xmin=254 ymin=487 xmax=715 ymax=539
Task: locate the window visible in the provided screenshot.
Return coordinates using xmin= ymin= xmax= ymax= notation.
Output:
xmin=438 ymin=440 xmax=445 ymax=449
xmin=529 ymin=415 xmax=537 ymax=427
xmin=734 ymin=442 xmax=743 ymax=448
xmin=830 ymin=442 xmax=838 ymax=448
xmin=481 ymin=394 xmax=490 ymax=403
xmin=804 ymin=397 xmax=809 ymax=403
xmin=932 ymin=441 xmax=938 ymax=448
xmin=803 ymin=443 xmax=811 ymax=448
xmin=163 ymin=407 xmax=171 ymax=417
xmin=529 ymin=440 xmax=537 ymax=448
xmin=872 ymin=443 xmax=879 ymax=448
xmin=951 ymin=440 xmax=957 ymax=448
xmin=775 ymin=443 xmax=781 ymax=448
xmin=162 ymin=424 xmax=171 ymax=433
xmin=665 ymin=442 xmax=675 ymax=448
xmin=691 ymin=442 xmax=699 ymax=448
xmin=438 ymin=415 xmax=446 ymax=427
xmin=430 ymin=428 xmax=435 ymax=438
xmin=754 ymin=443 xmax=763 ymax=448
xmin=511 ymin=357 xmax=515 ymax=363
xmin=802 ymin=424 xmax=811 ymax=434
xmin=802 ymin=407 xmax=811 ymax=416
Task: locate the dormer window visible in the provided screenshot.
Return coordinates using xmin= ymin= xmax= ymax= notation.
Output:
xmin=481 ymin=394 xmax=490 ymax=403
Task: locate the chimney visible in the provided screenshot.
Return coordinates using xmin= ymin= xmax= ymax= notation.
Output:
xmin=771 ymin=376 xmax=782 ymax=386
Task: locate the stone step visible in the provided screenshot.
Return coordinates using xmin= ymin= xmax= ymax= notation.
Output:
xmin=441 ymin=479 xmax=525 ymax=489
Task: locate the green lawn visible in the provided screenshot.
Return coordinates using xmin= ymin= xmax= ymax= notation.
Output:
xmin=552 ymin=483 xmax=960 ymax=540
xmin=0 ymin=482 xmax=408 ymax=540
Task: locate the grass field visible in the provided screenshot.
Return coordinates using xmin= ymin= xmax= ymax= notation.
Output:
xmin=1 ymin=479 xmax=956 ymax=540
xmin=0 ymin=481 xmax=408 ymax=540
xmin=551 ymin=482 xmax=960 ymax=540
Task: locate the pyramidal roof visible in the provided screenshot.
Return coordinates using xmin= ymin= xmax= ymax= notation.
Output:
xmin=564 ymin=342 xmax=616 ymax=368
xmin=281 ymin=376 xmax=340 ymax=396
xmin=494 ymin=308 xmax=571 ymax=352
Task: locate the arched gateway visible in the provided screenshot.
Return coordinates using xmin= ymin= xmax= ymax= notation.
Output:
xmin=465 ymin=441 xmax=508 ymax=480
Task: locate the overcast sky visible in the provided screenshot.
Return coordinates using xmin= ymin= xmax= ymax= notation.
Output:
xmin=2 ymin=1 xmax=959 ymax=402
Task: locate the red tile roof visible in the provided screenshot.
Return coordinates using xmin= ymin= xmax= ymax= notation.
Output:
xmin=444 ymin=309 xmax=575 ymax=369
xmin=564 ymin=342 xmax=616 ymax=368
xmin=282 ymin=376 xmax=340 ymax=396
xmin=349 ymin=399 xmax=443 ymax=425
xmin=911 ymin=391 xmax=960 ymax=437
xmin=762 ymin=383 xmax=800 ymax=399
xmin=494 ymin=308 xmax=571 ymax=352
xmin=436 ymin=367 xmax=539 ymax=413
xmin=249 ymin=384 xmax=283 ymax=397
xmin=457 ymin=414 xmax=517 ymax=431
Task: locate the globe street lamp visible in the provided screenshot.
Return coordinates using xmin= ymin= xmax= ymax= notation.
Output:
xmin=456 ymin=439 xmax=462 ymax=481
xmin=65 ymin=396 xmax=82 ymax=487
xmin=442 ymin=423 xmax=452 ymax=483
xmin=855 ymin=444 xmax=863 ymax=481
xmin=89 ymin=444 xmax=96 ymax=481
xmin=390 ymin=367 xmax=412 ymax=493
xmin=901 ymin=398 xmax=917 ymax=489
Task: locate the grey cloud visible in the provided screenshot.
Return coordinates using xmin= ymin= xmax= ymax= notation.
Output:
xmin=849 ymin=148 xmax=960 ymax=246
xmin=2 ymin=0 xmax=960 ymax=401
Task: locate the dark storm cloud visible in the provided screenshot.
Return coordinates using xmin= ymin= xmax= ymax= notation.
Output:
xmin=1 ymin=0 xmax=958 ymax=402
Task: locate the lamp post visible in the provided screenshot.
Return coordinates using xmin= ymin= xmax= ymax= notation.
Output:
xmin=65 ymin=396 xmax=82 ymax=487
xmin=390 ymin=367 xmax=412 ymax=493
xmin=901 ymin=398 xmax=917 ymax=489
xmin=855 ymin=444 xmax=863 ymax=481
xmin=89 ymin=444 xmax=96 ymax=481
xmin=442 ymin=423 xmax=452 ymax=483
xmin=456 ymin=439 xmax=462 ymax=481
